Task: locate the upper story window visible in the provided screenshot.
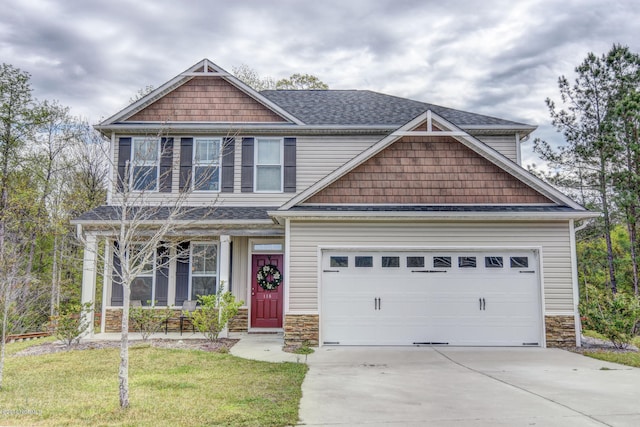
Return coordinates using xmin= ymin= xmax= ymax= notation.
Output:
xmin=255 ymin=138 xmax=283 ymax=192
xmin=193 ymin=138 xmax=221 ymax=191
xmin=131 ymin=137 xmax=160 ymax=191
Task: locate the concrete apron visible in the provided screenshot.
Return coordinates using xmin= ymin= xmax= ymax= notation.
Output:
xmin=299 ymin=346 xmax=640 ymax=427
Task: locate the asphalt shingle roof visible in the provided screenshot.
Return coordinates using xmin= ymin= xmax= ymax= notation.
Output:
xmin=74 ymin=206 xmax=277 ymax=222
xmin=261 ymin=90 xmax=530 ymax=127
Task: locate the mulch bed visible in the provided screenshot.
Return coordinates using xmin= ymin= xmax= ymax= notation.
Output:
xmin=13 ymin=338 xmax=239 ymax=357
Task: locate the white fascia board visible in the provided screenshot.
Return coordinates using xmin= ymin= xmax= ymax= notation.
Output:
xmin=279 ymin=110 xmax=585 ymax=211
xmin=279 ymin=112 xmax=430 ymax=209
xmin=99 ymin=60 xmax=211 ymax=126
xmin=439 ymin=126 xmax=585 ymax=210
xmin=461 ymin=124 xmax=537 ymax=133
xmin=268 ymin=210 xmax=601 ymax=223
xmin=98 ymin=58 xmax=304 ymax=127
xmin=219 ymin=74 xmax=305 ymax=125
xmin=93 ymin=123 xmax=395 ymax=137
xmin=69 ymin=219 xmax=276 ymax=227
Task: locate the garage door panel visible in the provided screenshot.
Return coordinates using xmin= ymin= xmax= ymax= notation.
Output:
xmin=321 ymin=250 xmax=542 ymax=346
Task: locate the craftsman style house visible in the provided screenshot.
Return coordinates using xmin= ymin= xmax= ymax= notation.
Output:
xmin=74 ymin=59 xmax=595 ymax=347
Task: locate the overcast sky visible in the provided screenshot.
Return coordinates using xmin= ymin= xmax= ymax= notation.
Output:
xmin=1 ymin=0 xmax=638 ymax=167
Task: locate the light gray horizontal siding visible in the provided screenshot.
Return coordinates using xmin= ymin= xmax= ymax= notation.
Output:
xmin=476 ymin=135 xmax=517 ymax=163
xmin=111 ymin=134 xmax=379 ymax=206
xmin=288 ymin=221 xmax=574 ymax=313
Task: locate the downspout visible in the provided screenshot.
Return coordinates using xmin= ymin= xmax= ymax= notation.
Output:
xmin=515 ymin=132 xmax=521 ymax=165
xmin=570 ymin=218 xmax=593 ymax=347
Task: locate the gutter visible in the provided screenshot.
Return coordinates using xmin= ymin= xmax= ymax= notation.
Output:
xmin=267 ymin=210 xmax=601 ymax=225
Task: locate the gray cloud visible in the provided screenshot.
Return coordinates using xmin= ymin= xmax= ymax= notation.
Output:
xmin=1 ymin=0 xmax=639 ymax=166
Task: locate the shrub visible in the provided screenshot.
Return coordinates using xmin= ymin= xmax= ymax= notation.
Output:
xmin=129 ymin=302 xmax=173 ymax=341
xmin=580 ymin=285 xmax=640 ymax=349
xmin=189 ymin=289 xmax=243 ymax=342
xmin=52 ymin=302 xmax=92 ymax=347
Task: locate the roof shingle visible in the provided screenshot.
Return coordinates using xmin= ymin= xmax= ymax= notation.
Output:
xmin=260 ymin=90 xmax=530 ymax=127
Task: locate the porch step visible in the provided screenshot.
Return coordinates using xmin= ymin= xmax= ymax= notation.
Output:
xmin=248 ymin=329 xmax=283 ymax=334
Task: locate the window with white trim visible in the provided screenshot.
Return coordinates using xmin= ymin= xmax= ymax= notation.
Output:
xmin=255 ymin=138 xmax=282 ymax=192
xmin=193 ymin=138 xmax=221 ymax=191
xmin=190 ymin=243 xmax=218 ymax=300
xmin=130 ymin=244 xmax=155 ymax=305
xmin=131 ymin=137 xmax=160 ymax=191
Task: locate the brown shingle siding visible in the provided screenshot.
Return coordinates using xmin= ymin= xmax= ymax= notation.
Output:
xmin=306 ymin=135 xmax=552 ymax=205
xmin=126 ymin=77 xmax=287 ymax=123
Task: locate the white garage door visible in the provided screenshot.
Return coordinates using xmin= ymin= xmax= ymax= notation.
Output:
xmin=321 ymin=249 xmax=542 ymax=346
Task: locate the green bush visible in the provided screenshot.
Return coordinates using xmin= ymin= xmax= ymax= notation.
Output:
xmin=129 ymin=302 xmax=173 ymax=341
xmin=580 ymin=285 xmax=640 ymax=348
xmin=52 ymin=302 xmax=92 ymax=347
xmin=189 ymin=289 xmax=243 ymax=342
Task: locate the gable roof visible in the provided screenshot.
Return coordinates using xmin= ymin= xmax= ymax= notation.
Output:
xmin=97 ymin=59 xmax=304 ymax=128
xmin=279 ymin=110 xmax=588 ymax=213
xmin=261 ymin=90 xmax=535 ymax=135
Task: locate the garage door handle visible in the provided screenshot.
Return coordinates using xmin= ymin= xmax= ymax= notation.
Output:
xmin=374 ymin=297 xmax=381 ymax=310
xmin=479 ymin=298 xmax=486 ymax=310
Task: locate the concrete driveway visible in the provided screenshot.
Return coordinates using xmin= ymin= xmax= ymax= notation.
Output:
xmin=298 ymin=347 xmax=640 ymax=426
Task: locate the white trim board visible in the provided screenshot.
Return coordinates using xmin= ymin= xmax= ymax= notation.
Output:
xmin=279 ymin=110 xmax=587 ymax=212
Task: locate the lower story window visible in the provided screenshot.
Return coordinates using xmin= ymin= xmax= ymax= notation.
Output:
xmin=191 ymin=243 xmax=218 ymax=300
xmin=130 ymin=243 xmax=156 ymax=306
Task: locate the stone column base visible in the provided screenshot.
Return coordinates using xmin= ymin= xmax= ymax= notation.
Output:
xmin=228 ymin=308 xmax=248 ymax=332
xmin=284 ymin=314 xmax=319 ymax=347
xmin=545 ymin=315 xmax=577 ymax=347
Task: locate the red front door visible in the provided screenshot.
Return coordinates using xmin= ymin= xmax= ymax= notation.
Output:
xmin=251 ymin=254 xmax=284 ymax=328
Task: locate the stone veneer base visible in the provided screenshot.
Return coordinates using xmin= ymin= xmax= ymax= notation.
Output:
xmin=545 ymin=315 xmax=577 ymax=347
xmin=104 ymin=307 xmax=250 ymax=333
xmin=284 ymin=314 xmax=319 ymax=347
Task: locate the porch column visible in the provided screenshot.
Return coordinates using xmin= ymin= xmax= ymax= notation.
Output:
xmin=219 ymin=235 xmax=231 ymax=292
xmin=81 ymin=233 xmax=98 ymax=337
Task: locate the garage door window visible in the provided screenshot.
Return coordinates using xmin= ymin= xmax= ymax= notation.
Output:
xmin=407 ymin=256 xmax=424 ymax=268
xmin=510 ymin=256 xmax=528 ymax=268
xmin=330 ymin=256 xmax=348 ymax=267
xmin=355 ymin=256 xmax=373 ymax=267
xmin=433 ymin=256 xmax=451 ymax=268
xmin=381 ymin=256 xmax=400 ymax=268
xmin=485 ymin=256 xmax=504 ymax=268
xmin=459 ymin=256 xmax=476 ymax=268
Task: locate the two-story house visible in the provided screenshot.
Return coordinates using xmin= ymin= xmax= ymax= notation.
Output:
xmin=73 ymin=59 xmax=596 ymax=347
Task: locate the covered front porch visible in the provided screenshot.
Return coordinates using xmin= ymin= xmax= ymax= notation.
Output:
xmin=74 ymin=207 xmax=286 ymax=337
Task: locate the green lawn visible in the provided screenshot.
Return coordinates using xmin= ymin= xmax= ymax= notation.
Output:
xmin=584 ymin=350 xmax=640 ymax=368
xmin=581 ymin=330 xmax=640 ymax=368
xmin=0 ymin=340 xmax=307 ymax=426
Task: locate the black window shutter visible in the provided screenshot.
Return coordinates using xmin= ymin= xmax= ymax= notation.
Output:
xmin=159 ymin=138 xmax=173 ymax=193
xmin=117 ymin=138 xmax=132 ymax=192
xmin=283 ymin=137 xmax=296 ymax=193
xmin=179 ymin=138 xmax=193 ymax=192
xmin=175 ymin=242 xmax=190 ymax=306
xmin=155 ymin=243 xmax=169 ymax=306
xmin=221 ymin=137 xmax=235 ymax=193
xmin=241 ymin=137 xmax=254 ymax=193
xmin=111 ymin=242 xmax=123 ymax=306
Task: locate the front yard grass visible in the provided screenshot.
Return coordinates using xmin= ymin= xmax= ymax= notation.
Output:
xmin=0 ymin=340 xmax=307 ymax=426
xmin=581 ymin=329 xmax=640 ymax=368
